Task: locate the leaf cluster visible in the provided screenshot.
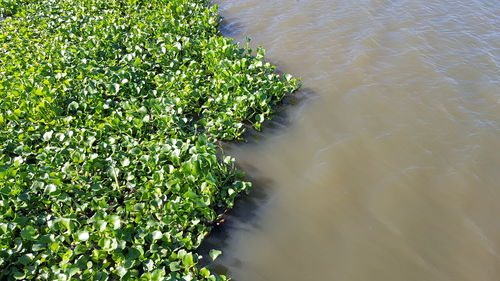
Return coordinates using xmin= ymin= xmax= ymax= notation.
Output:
xmin=0 ymin=0 xmax=299 ymax=280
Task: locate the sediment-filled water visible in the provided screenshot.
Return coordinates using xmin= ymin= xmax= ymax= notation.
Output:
xmin=209 ymin=1 xmax=500 ymax=280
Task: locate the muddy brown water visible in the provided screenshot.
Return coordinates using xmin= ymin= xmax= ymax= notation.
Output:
xmin=204 ymin=1 xmax=500 ymax=281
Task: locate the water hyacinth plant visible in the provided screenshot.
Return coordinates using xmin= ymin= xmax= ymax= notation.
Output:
xmin=0 ymin=0 xmax=299 ymax=280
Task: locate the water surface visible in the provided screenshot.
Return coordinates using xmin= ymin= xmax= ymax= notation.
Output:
xmin=211 ymin=1 xmax=500 ymax=280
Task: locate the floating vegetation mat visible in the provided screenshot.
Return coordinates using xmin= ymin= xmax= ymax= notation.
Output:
xmin=0 ymin=0 xmax=299 ymax=280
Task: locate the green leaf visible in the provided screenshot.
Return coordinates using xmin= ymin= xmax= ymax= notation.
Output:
xmin=182 ymin=253 xmax=195 ymax=267
xmin=45 ymin=184 xmax=57 ymax=194
xmin=20 ymin=226 xmax=37 ymax=240
xmin=77 ymin=231 xmax=90 ymax=242
xmin=98 ymin=238 xmax=117 ymax=252
xmin=108 ymin=215 xmax=121 ymax=229
xmin=43 ymin=131 xmax=53 ymax=141
xmin=116 ymin=266 xmax=127 ymax=277
xmin=121 ymin=157 xmax=130 ymax=167
xmin=209 ymin=249 xmax=222 ymax=261
xmin=151 ymin=230 xmax=162 ymax=240
xmin=169 ymin=261 xmax=180 ymax=272
xmin=13 ymin=270 xmax=25 ymax=280
xmin=151 ymin=269 xmax=165 ymax=281
xmin=68 ymin=101 xmax=79 ymax=111
xmin=94 ymin=272 xmax=109 ymax=281
xmin=18 ymin=254 xmax=34 ymax=265
xmin=200 ymin=267 xmax=211 ymax=277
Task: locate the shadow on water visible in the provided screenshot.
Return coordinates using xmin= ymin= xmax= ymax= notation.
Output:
xmin=197 ymin=87 xmax=314 ymax=276
xmin=196 ymin=174 xmax=274 ymax=272
xmin=196 ymin=10 xmax=316 ymax=278
xmin=219 ymin=19 xmax=244 ymax=38
xmin=236 ymin=87 xmax=315 ymax=144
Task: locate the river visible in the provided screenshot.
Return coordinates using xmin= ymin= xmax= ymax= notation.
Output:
xmin=207 ymin=1 xmax=500 ymax=280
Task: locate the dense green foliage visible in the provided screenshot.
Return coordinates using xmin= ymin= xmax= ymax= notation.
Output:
xmin=0 ymin=0 xmax=299 ymax=280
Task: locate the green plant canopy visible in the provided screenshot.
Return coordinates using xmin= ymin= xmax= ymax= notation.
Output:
xmin=0 ymin=0 xmax=299 ymax=280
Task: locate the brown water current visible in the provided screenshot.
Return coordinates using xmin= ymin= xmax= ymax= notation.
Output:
xmin=207 ymin=1 xmax=500 ymax=280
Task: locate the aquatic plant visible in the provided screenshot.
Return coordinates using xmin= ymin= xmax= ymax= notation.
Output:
xmin=0 ymin=0 xmax=299 ymax=280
